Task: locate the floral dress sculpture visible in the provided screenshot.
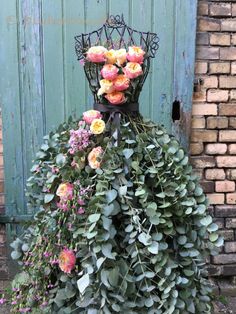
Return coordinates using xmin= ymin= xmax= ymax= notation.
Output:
xmin=6 ymin=15 xmax=222 ymax=314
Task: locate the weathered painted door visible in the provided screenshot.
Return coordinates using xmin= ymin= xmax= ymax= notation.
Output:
xmin=0 ymin=0 xmax=197 ymax=232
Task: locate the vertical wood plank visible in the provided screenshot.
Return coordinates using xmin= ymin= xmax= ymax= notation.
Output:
xmin=172 ymin=0 xmax=197 ymax=148
xmin=42 ymin=0 xmax=65 ymax=132
xmin=0 ymin=0 xmax=25 ymax=216
xmin=131 ymin=0 xmax=153 ymax=118
xmin=63 ymin=0 xmax=86 ymax=119
xmin=18 ymin=0 xmax=45 ymax=204
xmin=152 ymin=0 xmax=175 ymax=132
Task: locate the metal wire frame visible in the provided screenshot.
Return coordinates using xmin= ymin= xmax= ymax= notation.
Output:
xmin=75 ymin=14 xmax=159 ymax=105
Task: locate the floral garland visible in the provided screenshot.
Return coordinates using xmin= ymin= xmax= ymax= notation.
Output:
xmin=1 ymin=109 xmax=222 ymax=313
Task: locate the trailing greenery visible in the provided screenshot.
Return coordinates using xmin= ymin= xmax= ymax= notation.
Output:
xmin=7 ymin=114 xmax=222 ymax=313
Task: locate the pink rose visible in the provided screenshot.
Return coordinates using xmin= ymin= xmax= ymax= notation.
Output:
xmin=83 ymin=110 xmax=102 ymax=124
xmin=101 ymin=64 xmax=119 ymax=80
xmin=123 ymin=62 xmax=143 ymax=79
xmin=105 ymin=91 xmax=126 ymax=105
xmin=113 ymin=75 xmax=130 ymax=91
xmin=86 ymin=46 xmax=107 ymax=63
xmin=58 ymin=249 xmax=76 ymax=273
xmin=127 ymin=46 xmax=145 ymax=64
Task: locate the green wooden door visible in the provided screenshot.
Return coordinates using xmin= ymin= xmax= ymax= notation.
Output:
xmin=0 ymin=0 xmax=197 ymax=246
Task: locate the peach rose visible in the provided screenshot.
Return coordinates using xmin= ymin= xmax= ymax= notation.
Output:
xmin=88 ymin=146 xmax=103 ymax=169
xmin=58 ymin=249 xmax=76 ymax=274
xmin=56 ymin=183 xmax=74 ymax=201
xmin=115 ymin=49 xmax=127 ymax=66
xmin=123 ymin=62 xmax=143 ymax=79
xmin=127 ymin=46 xmax=145 ymax=64
xmin=101 ymin=64 xmax=119 ymax=80
xmin=83 ymin=110 xmax=102 ymax=124
xmin=90 ymin=119 xmax=105 ymax=135
xmin=97 ymin=79 xmax=114 ymax=96
xmin=105 ymin=91 xmax=126 ymax=105
xmin=105 ymin=49 xmax=116 ymax=64
xmin=113 ymin=75 xmax=130 ymax=91
xmin=86 ymin=46 xmax=107 ymax=63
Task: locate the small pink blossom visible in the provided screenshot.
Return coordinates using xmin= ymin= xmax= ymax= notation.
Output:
xmin=78 ymin=198 xmax=85 ymax=205
xmin=0 ymin=298 xmax=6 ymax=304
xmin=77 ymin=207 xmax=85 ymax=214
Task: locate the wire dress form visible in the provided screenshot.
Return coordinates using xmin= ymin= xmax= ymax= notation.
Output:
xmin=75 ymin=14 xmax=159 ymax=111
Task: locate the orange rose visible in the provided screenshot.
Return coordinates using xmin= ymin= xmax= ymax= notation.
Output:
xmin=113 ymin=75 xmax=130 ymax=91
xmin=88 ymin=146 xmax=103 ymax=169
xmin=58 ymin=249 xmax=76 ymax=273
xmin=90 ymin=119 xmax=105 ymax=135
xmin=105 ymin=91 xmax=126 ymax=105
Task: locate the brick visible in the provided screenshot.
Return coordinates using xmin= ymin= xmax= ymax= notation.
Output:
xmin=223 ymin=265 xmax=236 ymax=276
xmin=220 ymin=47 xmax=236 ymax=60
xmin=210 ymin=33 xmax=231 ymax=46
xmin=215 ymin=205 xmax=236 ymax=217
xmin=213 ymin=254 xmax=236 ymax=265
xmin=191 ymin=156 xmax=216 ymax=168
xmin=226 ymin=218 xmax=236 ymax=228
xmin=192 ymin=104 xmax=217 ymax=116
xmin=229 ymin=117 xmax=236 ymax=128
xmin=233 ymin=3 xmax=236 ymax=16
xmin=218 ymin=230 xmax=234 ymax=241
xmin=216 ymin=181 xmax=235 ymax=192
xmin=217 ymin=156 xmax=236 ymax=167
xmin=232 ymin=62 xmax=236 ymax=74
xmin=229 ymin=144 xmax=236 ymax=154
xmin=191 ymin=130 xmax=217 ymax=142
xmin=219 ymin=103 xmax=236 ymax=116
xmin=196 ymin=32 xmax=209 ymax=45
xmin=221 ymin=19 xmax=236 ymax=31
xmin=209 ymin=3 xmax=231 ymax=17
xmin=230 ymin=90 xmax=236 ymax=101
xmin=227 ymin=169 xmax=236 ymax=180
xmin=207 ymin=89 xmax=229 ymax=102
xmin=201 ymin=181 xmax=215 ymax=193
xmin=209 ymin=62 xmax=230 ymax=74
xmin=232 ymin=34 xmax=236 ymax=45
xmin=195 ymin=62 xmax=208 ymax=74
xmin=205 ymin=169 xmax=226 ymax=180
xmin=205 ymin=143 xmax=227 ymax=155
xmin=200 ymin=75 xmax=218 ymax=88
xmin=225 ymin=242 xmax=236 ymax=253
xmin=198 ymin=2 xmax=209 ymax=16
xmin=213 ymin=218 xmax=224 ymax=229
xmin=196 ymin=47 xmax=219 ymax=60
xmin=207 ymin=116 xmax=228 ymax=129
xmin=198 ymin=17 xmax=221 ymax=31
xmin=190 ymin=142 xmax=204 ymax=155
xmin=219 ymin=131 xmax=236 ymax=142
xmin=207 ymin=193 xmax=225 ymax=205
xmin=227 ymin=193 xmax=236 ymax=204
xmin=220 ymin=76 xmax=236 ymax=88
xmin=192 ymin=91 xmax=206 ymax=102
xmin=191 ymin=117 xmax=205 ymax=129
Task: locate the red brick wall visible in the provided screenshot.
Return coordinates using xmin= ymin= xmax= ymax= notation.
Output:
xmin=191 ymin=0 xmax=236 ymax=276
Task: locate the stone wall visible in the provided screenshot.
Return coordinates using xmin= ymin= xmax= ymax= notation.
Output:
xmin=191 ymin=0 xmax=236 ymax=277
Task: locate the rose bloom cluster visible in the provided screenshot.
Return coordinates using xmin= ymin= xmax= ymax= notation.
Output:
xmin=86 ymin=46 xmax=145 ymax=105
